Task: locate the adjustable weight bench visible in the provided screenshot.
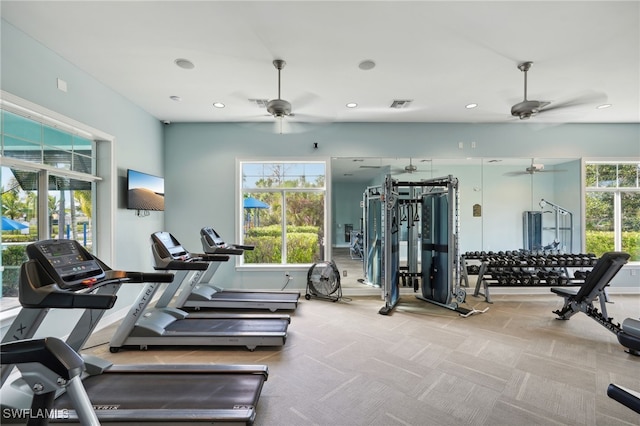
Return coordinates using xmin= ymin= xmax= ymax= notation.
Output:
xmin=551 ymin=251 xmax=640 ymax=355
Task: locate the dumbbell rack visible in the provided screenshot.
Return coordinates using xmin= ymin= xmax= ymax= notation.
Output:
xmin=463 ymin=251 xmax=598 ymax=303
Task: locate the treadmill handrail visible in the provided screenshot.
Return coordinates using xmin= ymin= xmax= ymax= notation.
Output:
xmin=1 ymin=337 xmax=84 ymax=380
xmin=1 ymin=337 xmax=100 ymax=426
xmin=200 ymin=226 xmax=255 ymax=254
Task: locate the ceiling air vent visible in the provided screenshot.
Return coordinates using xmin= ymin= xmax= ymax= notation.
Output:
xmin=249 ymin=99 xmax=269 ymax=108
xmin=390 ymin=99 xmax=413 ymax=109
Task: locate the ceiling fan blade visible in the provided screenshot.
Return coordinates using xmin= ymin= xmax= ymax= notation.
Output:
xmin=504 ymin=171 xmax=529 ymax=177
xmin=541 ymin=91 xmax=608 ymax=113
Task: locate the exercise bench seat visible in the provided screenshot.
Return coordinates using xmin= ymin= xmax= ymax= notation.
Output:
xmin=551 ymin=251 xmax=640 ymax=355
xmin=551 ymin=251 xmax=630 ymax=320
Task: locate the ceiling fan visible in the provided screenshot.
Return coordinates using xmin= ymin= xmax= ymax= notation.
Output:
xmin=402 ymin=158 xmax=418 ymax=173
xmin=266 ymin=59 xmax=293 ymax=120
xmin=510 ymin=61 xmax=607 ymax=120
xmin=256 ymin=59 xmax=328 ymax=133
xmin=505 ymin=159 xmax=567 ymax=176
xmin=391 ymin=158 xmax=435 ymax=175
xmin=510 ymin=62 xmax=551 ymax=120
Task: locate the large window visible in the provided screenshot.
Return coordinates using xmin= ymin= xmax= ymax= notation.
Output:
xmin=240 ymin=161 xmax=326 ymax=265
xmin=1 ymin=108 xmax=98 ymax=300
xmin=585 ymin=161 xmax=640 ymax=261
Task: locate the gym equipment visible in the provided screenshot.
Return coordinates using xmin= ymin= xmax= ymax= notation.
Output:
xmin=469 ymin=250 xmax=594 ymax=303
xmin=523 ymin=199 xmax=573 ymax=252
xmin=1 ymin=239 xmax=269 ymax=424
xmin=551 ymin=251 xmax=640 ymax=355
xmin=1 ymin=337 xmax=99 ymax=425
xmin=607 ymin=384 xmax=640 ymax=415
xmin=349 ymin=230 xmax=364 ymax=260
xmin=374 ymin=175 xmax=481 ymax=316
xmin=109 ymin=231 xmax=290 ymax=351
xmin=176 ymin=227 xmax=300 ymax=312
xmin=362 ymin=186 xmax=383 ymax=287
xmin=305 ymin=260 xmax=342 ymax=302
xmin=162 ymin=226 xmax=300 ymax=312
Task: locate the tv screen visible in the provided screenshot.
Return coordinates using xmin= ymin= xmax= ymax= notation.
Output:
xmin=127 ymin=169 xmax=165 ymax=211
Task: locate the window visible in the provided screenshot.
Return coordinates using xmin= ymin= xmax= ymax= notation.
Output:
xmin=240 ymin=161 xmax=326 ymax=265
xmin=585 ymin=161 xmax=640 ymax=261
xmin=1 ymin=108 xmax=98 ymax=301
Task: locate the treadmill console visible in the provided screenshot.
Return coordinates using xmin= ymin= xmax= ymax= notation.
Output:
xmin=26 ymin=240 xmax=106 ymax=289
xmin=152 ymin=231 xmax=192 ymax=260
xmin=201 ymin=227 xmax=226 ymax=248
xmin=200 ymin=227 xmax=253 ymax=253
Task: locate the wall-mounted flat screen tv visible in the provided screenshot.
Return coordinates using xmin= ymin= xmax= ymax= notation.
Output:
xmin=127 ymin=169 xmax=165 ymax=211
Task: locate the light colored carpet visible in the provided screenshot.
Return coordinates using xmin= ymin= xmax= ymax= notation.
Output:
xmin=85 ymin=293 xmax=640 ymax=426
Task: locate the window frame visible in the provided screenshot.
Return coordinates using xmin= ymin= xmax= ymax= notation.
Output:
xmin=583 ymin=158 xmax=640 ymax=262
xmin=0 ymin=92 xmax=116 ymax=309
xmin=237 ymin=158 xmax=330 ymax=270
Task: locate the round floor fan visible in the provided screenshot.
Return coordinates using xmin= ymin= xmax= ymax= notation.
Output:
xmin=305 ymin=260 xmax=342 ymax=302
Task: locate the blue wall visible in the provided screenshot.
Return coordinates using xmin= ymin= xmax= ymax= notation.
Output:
xmin=163 ymin=122 xmax=638 ymax=289
xmin=1 ymin=20 xmax=165 ymax=273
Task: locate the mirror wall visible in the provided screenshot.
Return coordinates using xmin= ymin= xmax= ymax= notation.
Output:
xmin=331 ymin=157 xmax=581 ymax=256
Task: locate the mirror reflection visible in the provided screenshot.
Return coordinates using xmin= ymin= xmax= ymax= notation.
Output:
xmin=331 ymin=157 xmax=580 ymax=273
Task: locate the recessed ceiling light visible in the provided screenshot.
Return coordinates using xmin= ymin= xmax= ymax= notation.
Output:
xmin=596 ymin=104 xmax=612 ymax=109
xmin=174 ymin=58 xmax=195 ymax=69
xmin=213 ymin=102 xmax=225 ymax=108
xmin=465 ymin=103 xmax=478 ymax=109
xmin=358 ymin=60 xmax=376 ymax=70
xmin=346 ymin=102 xmax=358 ymax=108
xmin=169 ymin=95 xmax=182 ymax=102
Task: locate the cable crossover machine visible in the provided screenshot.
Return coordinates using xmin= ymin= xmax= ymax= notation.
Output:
xmin=365 ymin=174 xmax=487 ymax=317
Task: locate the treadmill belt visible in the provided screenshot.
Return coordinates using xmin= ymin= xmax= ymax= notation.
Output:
xmin=167 ymin=318 xmax=289 ymax=333
xmin=210 ymin=292 xmax=299 ymax=302
xmin=54 ymin=373 xmax=264 ymax=410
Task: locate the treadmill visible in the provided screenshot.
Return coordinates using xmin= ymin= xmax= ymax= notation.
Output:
xmin=177 ymin=226 xmax=299 ymax=312
xmin=1 ymin=239 xmax=268 ymax=424
xmin=109 ymin=232 xmax=290 ymax=352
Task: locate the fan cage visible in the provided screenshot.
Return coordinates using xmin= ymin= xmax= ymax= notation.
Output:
xmin=306 ymin=261 xmax=341 ymax=296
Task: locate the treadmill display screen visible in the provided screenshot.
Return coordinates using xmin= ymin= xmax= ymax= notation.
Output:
xmin=29 ymin=240 xmax=105 ymax=288
xmin=202 ymin=227 xmax=225 ymax=247
xmin=152 ymin=232 xmax=190 ymax=259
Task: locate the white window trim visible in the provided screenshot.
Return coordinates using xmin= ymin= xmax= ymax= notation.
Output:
xmin=236 ymin=157 xmax=331 ymax=270
xmin=582 ymin=157 xmax=640 ymax=262
xmin=1 ymin=90 xmax=116 ymax=265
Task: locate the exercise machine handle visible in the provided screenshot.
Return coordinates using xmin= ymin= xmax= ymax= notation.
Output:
xmin=1 ymin=337 xmax=83 ymax=380
xmin=121 ymin=271 xmax=175 ymax=283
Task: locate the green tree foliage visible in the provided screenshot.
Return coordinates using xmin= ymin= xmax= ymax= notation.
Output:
xmin=1 ymin=179 xmax=26 ymax=220
xmin=243 ymin=225 xmax=320 ymax=263
xmin=1 ymin=245 xmax=28 ymax=296
xmin=243 ymin=163 xmax=325 ymax=263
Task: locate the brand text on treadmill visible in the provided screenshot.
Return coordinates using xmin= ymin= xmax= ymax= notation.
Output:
xmin=3 ymin=408 xmax=70 ymax=420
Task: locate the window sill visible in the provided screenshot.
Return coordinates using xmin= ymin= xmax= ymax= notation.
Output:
xmin=235 ymin=264 xmax=313 ymax=272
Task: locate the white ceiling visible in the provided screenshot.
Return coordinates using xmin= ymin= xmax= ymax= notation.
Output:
xmin=2 ymin=1 xmax=639 ymax=125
